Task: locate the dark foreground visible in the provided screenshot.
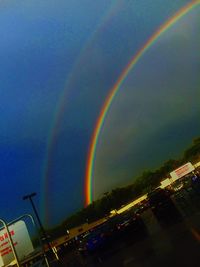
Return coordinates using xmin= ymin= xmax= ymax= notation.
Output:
xmin=56 ymin=188 xmax=200 ymax=267
xmin=30 ymin=186 xmax=200 ymax=267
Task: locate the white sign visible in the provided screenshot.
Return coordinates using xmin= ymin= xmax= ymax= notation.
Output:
xmin=0 ymin=220 xmax=34 ymax=266
xmin=170 ymin=162 xmax=195 ymax=181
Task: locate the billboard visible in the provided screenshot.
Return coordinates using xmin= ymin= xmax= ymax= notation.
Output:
xmin=170 ymin=162 xmax=195 ymax=181
xmin=0 ymin=220 xmax=34 ymax=266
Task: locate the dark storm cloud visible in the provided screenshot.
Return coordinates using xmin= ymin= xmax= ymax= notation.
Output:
xmin=94 ymin=9 xmax=200 ymax=197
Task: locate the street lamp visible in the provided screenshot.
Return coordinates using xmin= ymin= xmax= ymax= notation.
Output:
xmin=22 ymin=193 xmax=52 ymax=253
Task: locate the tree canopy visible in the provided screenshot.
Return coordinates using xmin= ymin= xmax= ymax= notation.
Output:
xmin=47 ymin=136 xmax=200 ymax=237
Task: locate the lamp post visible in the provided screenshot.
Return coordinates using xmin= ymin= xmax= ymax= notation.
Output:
xmin=22 ymin=193 xmax=52 ymax=253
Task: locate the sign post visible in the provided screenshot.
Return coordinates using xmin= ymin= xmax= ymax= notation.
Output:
xmin=8 ymin=214 xmax=50 ymax=267
xmin=0 ymin=218 xmax=20 ymax=267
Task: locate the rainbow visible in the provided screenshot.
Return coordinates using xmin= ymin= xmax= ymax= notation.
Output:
xmin=85 ymin=0 xmax=200 ymax=206
xmin=41 ymin=1 xmax=123 ymax=223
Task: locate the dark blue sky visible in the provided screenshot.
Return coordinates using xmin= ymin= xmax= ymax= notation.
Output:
xmin=0 ymin=0 xmax=199 ymax=227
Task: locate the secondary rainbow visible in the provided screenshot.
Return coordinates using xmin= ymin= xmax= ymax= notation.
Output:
xmin=41 ymin=1 xmax=124 ymax=223
xmin=85 ymin=0 xmax=200 ymax=206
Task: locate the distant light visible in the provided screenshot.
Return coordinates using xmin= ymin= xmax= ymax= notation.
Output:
xmin=160 ymin=178 xmax=172 ymax=188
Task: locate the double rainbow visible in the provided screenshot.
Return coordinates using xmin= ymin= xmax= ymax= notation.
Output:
xmin=85 ymin=0 xmax=200 ymax=206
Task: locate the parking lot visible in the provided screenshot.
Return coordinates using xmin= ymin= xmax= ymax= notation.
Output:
xmin=57 ymin=186 xmax=200 ymax=267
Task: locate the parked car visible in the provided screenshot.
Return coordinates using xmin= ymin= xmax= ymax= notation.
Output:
xmin=78 ymin=223 xmax=111 ymax=254
xmin=106 ymin=210 xmax=147 ymax=242
xmin=148 ymin=188 xmax=181 ymax=224
xmin=78 ymin=212 xmax=147 ymax=254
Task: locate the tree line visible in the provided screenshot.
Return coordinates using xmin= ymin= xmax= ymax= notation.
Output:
xmin=47 ymin=136 xmax=200 ymax=238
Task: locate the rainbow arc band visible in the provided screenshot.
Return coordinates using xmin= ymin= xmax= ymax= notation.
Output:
xmin=42 ymin=0 xmax=123 ymax=220
xmin=85 ymin=0 xmax=200 ymax=206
